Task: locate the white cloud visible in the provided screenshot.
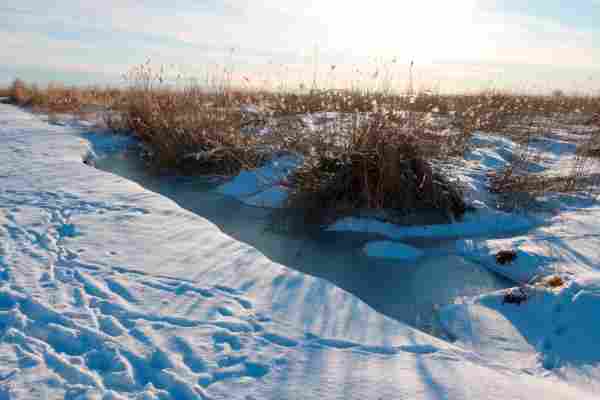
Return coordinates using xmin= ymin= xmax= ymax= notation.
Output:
xmin=1 ymin=0 xmax=598 ymax=92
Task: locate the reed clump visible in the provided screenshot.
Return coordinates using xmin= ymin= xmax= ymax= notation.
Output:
xmin=116 ymin=65 xmax=268 ymax=174
xmin=6 ymin=78 xmax=120 ymax=115
xmin=284 ymin=111 xmax=467 ymax=224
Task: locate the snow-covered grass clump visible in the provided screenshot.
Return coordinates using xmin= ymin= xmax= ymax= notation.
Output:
xmin=440 ymin=273 xmax=600 ymax=389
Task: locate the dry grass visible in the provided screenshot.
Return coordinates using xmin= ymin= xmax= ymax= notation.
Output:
xmin=257 ymin=90 xmax=600 ymax=136
xmin=108 ymin=64 xmax=476 ymax=221
xmin=121 ymin=88 xmax=267 ymax=173
xmin=0 ymin=86 xmax=10 ymax=98
xmin=577 ymin=129 xmax=600 ymax=158
xmin=6 ymin=78 xmax=121 ymax=115
xmin=476 ymin=94 xmax=600 ymax=208
xmin=541 ymin=275 xmax=565 ymax=289
xmin=489 ymin=170 xmax=598 ymax=195
xmin=257 ymin=91 xmax=600 ymax=223
xmin=9 ymin=79 xmax=29 ymax=105
xmin=8 ymin=66 xmax=600 ymax=221
xmin=283 ymin=112 xmax=468 ymax=224
xmin=111 ymin=65 xmax=270 ymax=174
xmin=489 ymin=136 xmax=600 ymax=211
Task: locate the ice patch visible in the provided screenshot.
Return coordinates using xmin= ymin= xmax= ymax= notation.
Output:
xmin=243 ymin=186 xmax=289 ymax=208
xmin=363 ymin=241 xmax=424 ymax=262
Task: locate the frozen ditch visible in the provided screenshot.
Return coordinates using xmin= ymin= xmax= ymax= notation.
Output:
xmin=4 ymin=105 xmax=600 ymax=398
xmin=93 ymin=146 xmax=512 ymax=335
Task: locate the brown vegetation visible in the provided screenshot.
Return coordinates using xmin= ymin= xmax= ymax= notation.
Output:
xmin=121 ymin=88 xmax=267 ymax=173
xmin=285 ymin=112 xmax=467 ymax=224
xmin=108 ymin=65 xmax=271 ymax=173
xmin=8 ymin=67 xmax=600 ymax=222
xmin=6 ymin=78 xmax=121 ymax=114
xmin=542 ymin=275 xmax=565 ymax=289
xmin=0 ymin=86 xmax=11 ymax=99
xmin=496 ymin=250 xmax=518 ymax=265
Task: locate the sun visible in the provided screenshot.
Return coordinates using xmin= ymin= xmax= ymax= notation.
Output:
xmin=305 ymin=0 xmax=485 ymax=62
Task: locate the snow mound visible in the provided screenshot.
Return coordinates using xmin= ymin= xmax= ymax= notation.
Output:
xmin=456 ymin=204 xmax=600 ymax=284
xmin=217 ymin=155 xmax=301 ymax=208
xmin=440 ymin=273 xmax=600 ymax=391
xmin=328 ymin=207 xmax=533 ymax=240
xmin=466 ymin=133 xmax=519 ymax=170
xmin=457 ymin=238 xmax=558 ymax=284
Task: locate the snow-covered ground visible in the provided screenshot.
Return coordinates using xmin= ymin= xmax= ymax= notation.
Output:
xmin=440 ymin=273 xmax=600 ymax=393
xmin=1 ymin=103 xmax=600 ymax=399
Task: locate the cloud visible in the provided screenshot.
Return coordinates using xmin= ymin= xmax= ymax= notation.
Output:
xmin=0 ymin=0 xmax=598 ymax=92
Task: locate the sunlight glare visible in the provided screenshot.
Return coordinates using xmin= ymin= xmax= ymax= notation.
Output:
xmin=305 ymin=0 xmax=484 ymax=62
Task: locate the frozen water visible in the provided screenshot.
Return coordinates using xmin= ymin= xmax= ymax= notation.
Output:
xmin=94 ymin=149 xmax=510 ymax=332
xmin=2 ymin=104 xmax=598 ymax=399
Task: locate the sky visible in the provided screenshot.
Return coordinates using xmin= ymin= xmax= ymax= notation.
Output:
xmin=1 ymin=0 xmax=599 ymax=93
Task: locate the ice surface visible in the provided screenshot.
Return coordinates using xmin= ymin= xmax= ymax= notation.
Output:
xmin=363 ymin=241 xmax=424 ymax=261
xmin=93 ymin=147 xmax=510 ymax=330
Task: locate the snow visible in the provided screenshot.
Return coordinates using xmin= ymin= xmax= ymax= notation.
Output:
xmin=439 ymin=274 xmax=600 ymax=392
xmin=465 ymin=133 xmax=521 ymax=171
xmin=439 ymin=129 xmax=600 ymax=394
xmin=0 ymin=104 xmax=599 ymax=399
xmin=328 ymin=207 xmax=533 ymax=240
xmin=456 ymin=238 xmax=558 ymax=284
xmin=456 ymin=204 xmax=600 ymax=284
xmin=217 ymin=155 xmax=301 ymax=208
xmin=363 ymin=241 xmax=424 ymax=262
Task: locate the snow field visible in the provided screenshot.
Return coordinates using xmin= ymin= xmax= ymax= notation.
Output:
xmin=0 ymin=104 xmax=598 ymax=398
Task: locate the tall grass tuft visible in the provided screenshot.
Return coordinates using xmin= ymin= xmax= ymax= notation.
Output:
xmin=115 ymin=64 xmax=268 ymax=174
xmin=0 ymin=85 xmax=11 ymax=99
xmin=9 ymin=79 xmax=29 ymax=105
xmin=6 ymin=78 xmax=122 ymax=116
xmin=284 ymin=110 xmax=467 ymax=224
